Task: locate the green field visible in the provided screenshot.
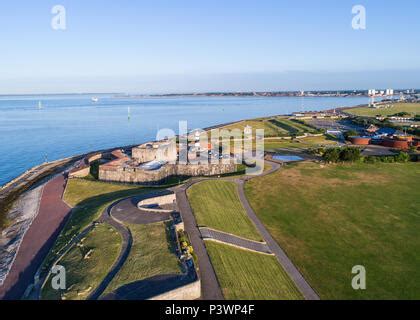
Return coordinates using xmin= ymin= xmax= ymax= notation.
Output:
xmin=220 ymin=117 xmax=317 ymax=138
xmin=345 ymin=103 xmax=420 ymax=117
xmin=64 ymin=178 xmax=144 ymax=207
xmin=264 ymin=135 xmax=339 ymax=151
xmin=187 ymin=180 xmax=262 ymax=241
xmin=245 ymin=162 xmax=420 ymax=299
xmin=41 ymin=223 xmax=122 ymax=300
xmin=269 ymin=118 xmax=317 ymax=135
xmin=205 ymin=241 xmax=303 ymax=300
xmin=221 ymin=119 xmax=287 ymax=137
xmin=103 ymin=222 xmax=182 ymax=296
xmin=42 ymin=179 xmax=148 ymax=274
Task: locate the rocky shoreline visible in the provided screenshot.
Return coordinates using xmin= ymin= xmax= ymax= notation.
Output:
xmin=0 ymin=183 xmax=44 ymax=285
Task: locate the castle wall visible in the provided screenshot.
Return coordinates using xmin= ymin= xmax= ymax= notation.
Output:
xmin=99 ymin=163 xmax=236 ymax=184
xmin=132 ymin=147 xmax=157 ymax=163
xmin=176 ymin=163 xmax=236 ymax=177
xmin=132 ymin=142 xmax=177 ymax=163
xmin=99 ymin=165 xmax=177 ymax=183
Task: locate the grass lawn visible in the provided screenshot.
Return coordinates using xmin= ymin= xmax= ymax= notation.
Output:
xmin=205 ymin=241 xmax=303 ymax=300
xmin=42 ymin=179 xmax=149 ymax=274
xmin=345 ymin=103 xmax=420 ymax=117
xmin=245 ymin=161 xmax=420 ymax=299
xmin=103 ymin=221 xmax=183 ymax=296
xmin=41 ymin=223 xmax=122 ymax=300
xmin=264 ymin=135 xmax=339 ymax=151
xmin=187 ymin=180 xmax=262 ymax=241
xmin=221 ymin=119 xmax=288 ymax=137
xmin=220 ymin=117 xmax=318 ymax=138
xmin=64 ymin=178 xmax=144 ymax=207
xmin=269 ymin=118 xmax=318 ymax=135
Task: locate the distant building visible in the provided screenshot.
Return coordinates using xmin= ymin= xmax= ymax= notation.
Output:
xmin=366 ymin=124 xmax=379 ymax=133
xmin=349 ymin=129 xmax=417 ymax=150
xmin=349 ymin=136 xmax=371 ymax=145
xmin=388 ymin=116 xmax=413 ymax=123
xmin=376 ymin=127 xmax=403 ymax=136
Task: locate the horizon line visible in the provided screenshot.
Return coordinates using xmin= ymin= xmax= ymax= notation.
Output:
xmin=0 ymin=88 xmax=419 ymax=97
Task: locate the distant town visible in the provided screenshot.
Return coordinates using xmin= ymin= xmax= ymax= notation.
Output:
xmin=115 ymin=89 xmax=420 ymax=101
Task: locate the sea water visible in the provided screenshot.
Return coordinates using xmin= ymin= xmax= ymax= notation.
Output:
xmin=0 ymin=94 xmax=370 ymax=186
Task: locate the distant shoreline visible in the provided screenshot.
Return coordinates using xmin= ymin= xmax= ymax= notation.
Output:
xmin=0 ymin=103 xmax=358 ymax=191
xmin=1 ymin=89 xmax=417 ymax=98
xmin=4 ymin=98 xmax=415 ymax=225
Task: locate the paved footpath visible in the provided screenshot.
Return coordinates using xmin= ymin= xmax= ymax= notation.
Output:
xmin=90 ymin=192 xmax=197 ymax=300
xmin=88 ymin=201 xmax=133 ymax=300
xmin=175 ymin=186 xmax=224 ymax=300
xmin=0 ymin=174 xmax=71 ymax=300
xmin=236 ymin=162 xmax=320 ymax=300
xmin=199 ymin=227 xmax=272 ymax=255
xmin=89 ymin=193 xmax=173 ymax=300
xmin=173 ymin=160 xmax=319 ymax=300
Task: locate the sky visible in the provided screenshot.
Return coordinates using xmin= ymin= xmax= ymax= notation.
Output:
xmin=0 ymin=0 xmax=419 ymax=94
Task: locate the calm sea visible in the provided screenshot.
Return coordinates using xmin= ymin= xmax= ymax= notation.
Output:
xmin=0 ymin=94 xmax=370 ymax=186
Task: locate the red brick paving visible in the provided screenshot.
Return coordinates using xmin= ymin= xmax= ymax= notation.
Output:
xmin=0 ymin=174 xmax=71 ymax=300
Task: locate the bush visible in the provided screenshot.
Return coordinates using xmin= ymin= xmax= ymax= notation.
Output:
xmin=323 ymin=148 xmax=341 ymax=163
xmin=362 ymin=152 xmax=410 ymax=164
xmin=322 ymin=147 xmax=361 ymax=163
xmin=308 ymin=147 xmax=325 ymax=156
xmin=323 ymin=148 xmax=412 ymax=164
xmin=394 ymin=152 xmax=410 ymax=163
xmin=391 ymin=112 xmax=411 ymax=117
xmin=364 ymin=156 xmax=378 ymax=164
xmin=339 ymin=147 xmax=361 ymax=162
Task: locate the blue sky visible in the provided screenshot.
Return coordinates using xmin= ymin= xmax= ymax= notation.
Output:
xmin=0 ymin=0 xmax=419 ymax=93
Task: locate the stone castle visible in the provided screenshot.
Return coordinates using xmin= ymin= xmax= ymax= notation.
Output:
xmin=97 ymin=139 xmax=236 ymax=184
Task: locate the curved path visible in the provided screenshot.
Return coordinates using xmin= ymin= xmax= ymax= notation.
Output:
xmin=235 ymin=160 xmax=319 ymax=300
xmin=101 ymin=260 xmax=197 ymax=300
xmin=236 ymin=160 xmax=320 ymax=300
xmin=34 ymin=222 xmax=96 ymax=299
xmin=89 ymin=190 xmax=194 ymax=300
xmin=87 ymin=200 xmax=133 ymax=300
xmin=110 ymin=190 xmax=173 ymax=225
xmin=175 ymin=184 xmax=224 ymax=300
xmin=199 ymin=227 xmax=272 ymax=255
xmin=37 ymin=189 xmax=179 ymax=300
xmin=236 ymin=180 xmax=319 ymax=300
xmin=177 ymin=160 xmax=320 ymax=300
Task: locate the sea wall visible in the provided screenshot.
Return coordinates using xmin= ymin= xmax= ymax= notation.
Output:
xmin=68 ymin=166 xmax=90 ymax=178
